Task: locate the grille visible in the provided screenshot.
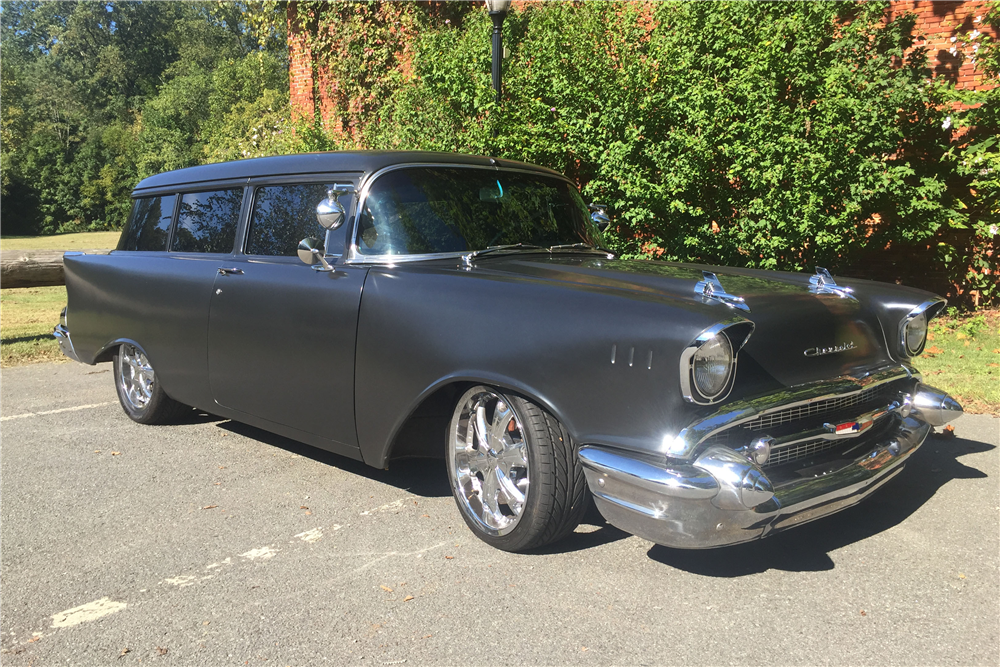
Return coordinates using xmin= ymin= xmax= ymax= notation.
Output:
xmin=762 ymin=438 xmax=839 ymax=468
xmin=696 ymin=379 xmax=904 ymax=469
xmin=740 ymin=384 xmax=888 ymax=432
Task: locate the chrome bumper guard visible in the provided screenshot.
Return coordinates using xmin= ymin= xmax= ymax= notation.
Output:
xmin=580 ymin=383 xmax=962 ymax=549
xmin=52 ymin=307 xmax=80 ymax=363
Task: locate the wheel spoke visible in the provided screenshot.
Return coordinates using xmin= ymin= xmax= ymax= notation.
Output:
xmin=474 ymin=404 xmax=491 ymax=451
xmin=487 ymin=400 xmax=512 ymax=452
xmin=496 ymin=467 xmax=525 ymax=508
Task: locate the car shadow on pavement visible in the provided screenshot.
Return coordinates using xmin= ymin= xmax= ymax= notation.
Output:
xmin=646 ymin=433 xmax=993 ymax=576
xmin=217 ymin=419 xmax=453 ymax=498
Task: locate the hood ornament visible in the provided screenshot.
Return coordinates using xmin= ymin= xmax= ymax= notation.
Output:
xmin=809 ymin=267 xmax=856 ymax=300
xmin=694 ymin=271 xmax=750 ymax=312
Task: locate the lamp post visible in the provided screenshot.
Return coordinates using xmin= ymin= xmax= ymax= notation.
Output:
xmin=485 ymin=0 xmax=511 ymax=106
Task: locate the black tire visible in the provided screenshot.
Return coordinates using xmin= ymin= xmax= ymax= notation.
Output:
xmin=446 ymin=386 xmax=589 ymax=552
xmin=112 ymin=343 xmax=189 ymax=425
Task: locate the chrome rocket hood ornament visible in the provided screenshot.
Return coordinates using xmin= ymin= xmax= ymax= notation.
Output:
xmin=694 ymin=271 xmax=750 ymax=312
xmin=809 ymin=267 xmax=856 ymax=300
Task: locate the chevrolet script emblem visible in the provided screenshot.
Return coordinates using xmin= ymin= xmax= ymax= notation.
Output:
xmin=803 ymin=341 xmax=856 ymax=357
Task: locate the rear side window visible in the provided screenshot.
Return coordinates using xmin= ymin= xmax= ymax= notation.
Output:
xmin=117 ymin=195 xmax=176 ymax=251
xmin=171 ymin=189 xmax=243 ymax=253
xmin=246 ymin=183 xmax=352 ymax=257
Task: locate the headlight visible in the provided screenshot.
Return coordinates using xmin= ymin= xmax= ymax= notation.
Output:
xmin=692 ymin=334 xmax=733 ymax=399
xmin=904 ymin=311 xmax=927 ymax=356
xmin=897 ymin=299 xmax=944 ymax=358
xmin=679 ymin=319 xmax=752 ymax=405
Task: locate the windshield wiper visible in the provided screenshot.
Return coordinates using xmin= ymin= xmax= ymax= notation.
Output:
xmin=462 ymin=244 xmax=545 ymax=265
xmin=548 ymin=243 xmax=615 ymax=256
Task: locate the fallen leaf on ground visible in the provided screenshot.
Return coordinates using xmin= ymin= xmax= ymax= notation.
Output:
xmin=380 ymin=585 xmax=393 ymax=592
xmin=118 ymin=647 xmax=131 ymax=659
xmin=94 ymin=450 xmax=101 ymax=453
xmin=27 ymin=637 xmax=39 ymax=643
xmin=201 ymin=505 xmax=218 ymax=510
xmin=925 ymin=345 xmax=945 ymax=354
xmin=860 ymin=610 xmax=867 ymax=616
xmin=111 ymin=451 xmax=121 ymax=456
xmin=403 ymin=595 xmax=414 ymax=602
xmin=421 ymin=514 xmax=430 ymax=518
xmin=157 ymin=647 xmax=168 ymax=656
xmin=445 ymin=556 xmax=454 ymax=560
xmin=300 ymin=506 xmax=309 ymax=509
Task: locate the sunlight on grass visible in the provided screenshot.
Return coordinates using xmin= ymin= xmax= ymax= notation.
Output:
xmin=1 ymin=286 xmax=69 ymax=367
xmin=913 ymin=309 xmax=1000 ymax=416
xmin=0 ymin=231 xmax=121 ymax=251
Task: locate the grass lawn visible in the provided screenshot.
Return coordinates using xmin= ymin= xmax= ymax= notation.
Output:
xmin=914 ymin=309 xmax=1000 ymax=416
xmin=1 ymin=285 xmax=69 ymax=367
xmin=1 ymin=231 xmax=121 ymax=251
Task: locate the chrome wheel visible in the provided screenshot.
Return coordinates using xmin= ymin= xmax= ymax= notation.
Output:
xmin=118 ymin=343 xmax=155 ymax=411
xmin=448 ymin=387 xmax=530 ymax=536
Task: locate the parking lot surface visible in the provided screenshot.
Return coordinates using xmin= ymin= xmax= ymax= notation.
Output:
xmin=2 ymin=362 xmax=998 ymax=666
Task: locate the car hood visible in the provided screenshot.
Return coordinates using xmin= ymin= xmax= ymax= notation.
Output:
xmin=478 ymin=254 xmax=898 ymax=388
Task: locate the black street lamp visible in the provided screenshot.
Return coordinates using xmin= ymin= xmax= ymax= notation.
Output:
xmin=485 ymin=0 xmax=511 ymax=106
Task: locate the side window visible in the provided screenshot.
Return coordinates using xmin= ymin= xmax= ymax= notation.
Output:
xmin=246 ymin=183 xmax=352 ymax=257
xmin=171 ymin=189 xmax=243 ymax=253
xmin=117 ymin=195 xmax=176 ymax=251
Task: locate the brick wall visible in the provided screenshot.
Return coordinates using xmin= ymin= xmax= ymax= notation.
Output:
xmin=888 ymin=0 xmax=997 ymax=92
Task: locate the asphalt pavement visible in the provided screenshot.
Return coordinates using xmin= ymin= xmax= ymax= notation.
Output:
xmin=2 ymin=361 xmax=998 ymax=666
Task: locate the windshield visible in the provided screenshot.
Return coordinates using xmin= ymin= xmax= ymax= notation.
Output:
xmin=354 ymin=167 xmax=602 ymax=256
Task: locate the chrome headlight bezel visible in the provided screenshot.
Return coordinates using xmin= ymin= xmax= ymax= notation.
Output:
xmin=680 ymin=319 xmax=754 ymax=405
xmin=898 ymin=298 xmax=946 ymax=358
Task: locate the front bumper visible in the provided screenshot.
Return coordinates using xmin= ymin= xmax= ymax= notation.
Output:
xmin=580 ymin=382 xmax=962 ymax=549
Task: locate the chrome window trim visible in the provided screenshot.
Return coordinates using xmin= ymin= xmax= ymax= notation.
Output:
xmin=664 ymin=365 xmax=915 ymax=460
xmin=678 ymin=317 xmax=754 ymax=405
xmin=897 ymin=298 xmax=946 ymax=358
xmin=342 ymin=163 xmax=585 ymax=265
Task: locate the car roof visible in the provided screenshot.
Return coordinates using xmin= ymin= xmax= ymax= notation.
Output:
xmin=131 ymin=151 xmax=564 ymax=194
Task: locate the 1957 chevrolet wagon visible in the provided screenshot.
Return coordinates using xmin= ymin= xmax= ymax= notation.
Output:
xmin=54 ymin=151 xmax=963 ymax=552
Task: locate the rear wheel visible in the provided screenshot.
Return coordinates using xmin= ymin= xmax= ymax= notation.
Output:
xmin=113 ymin=343 xmax=188 ymax=424
xmin=446 ymin=386 xmax=589 ymax=552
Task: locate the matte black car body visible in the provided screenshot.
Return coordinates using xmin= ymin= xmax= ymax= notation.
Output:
xmin=55 ymin=151 xmax=963 ymax=551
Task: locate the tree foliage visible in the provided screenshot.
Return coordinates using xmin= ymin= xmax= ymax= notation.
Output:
xmin=1 ymin=1 xmax=289 ymax=234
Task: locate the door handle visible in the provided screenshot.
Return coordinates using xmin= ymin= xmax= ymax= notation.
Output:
xmin=218 ymin=267 xmax=244 ymax=276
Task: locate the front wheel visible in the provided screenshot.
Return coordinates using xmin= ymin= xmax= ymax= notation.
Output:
xmin=113 ymin=343 xmax=188 ymax=425
xmin=446 ymin=386 xmax=589 ymax=552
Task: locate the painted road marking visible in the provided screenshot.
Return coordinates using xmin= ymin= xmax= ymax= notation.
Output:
xmin=239 ymin=546 xmax=278 ymax=561
xmin=1 ymin=402 xmax=116 ymax=422
xmin=50 ymin=598 xmax=126 ymax=629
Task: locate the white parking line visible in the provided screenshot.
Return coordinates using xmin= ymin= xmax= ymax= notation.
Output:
xmin=50 ymin=598 xmax=126 ymax=629
xmin=1 ymin=402 xmax=116 ymax=422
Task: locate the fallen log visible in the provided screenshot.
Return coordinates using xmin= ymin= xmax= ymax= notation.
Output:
xmin=1 ymin=249 xmax=112 ymax=289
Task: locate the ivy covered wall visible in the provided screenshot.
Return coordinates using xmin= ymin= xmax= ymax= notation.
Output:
xmin=283 ymin=0 xmax=999 ymax=306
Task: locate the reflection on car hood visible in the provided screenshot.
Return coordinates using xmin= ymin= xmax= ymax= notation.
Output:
xmin=482 ymin=255 xmax=897 ymax=387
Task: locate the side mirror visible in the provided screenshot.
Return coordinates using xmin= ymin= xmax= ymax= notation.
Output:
xmin=316 ymin=185 xmax=356 ymax=230
xmin=297 ymin=237 xmax=334 ymax=272
xmin=589 ymin=203 xmax=611 ymax=231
